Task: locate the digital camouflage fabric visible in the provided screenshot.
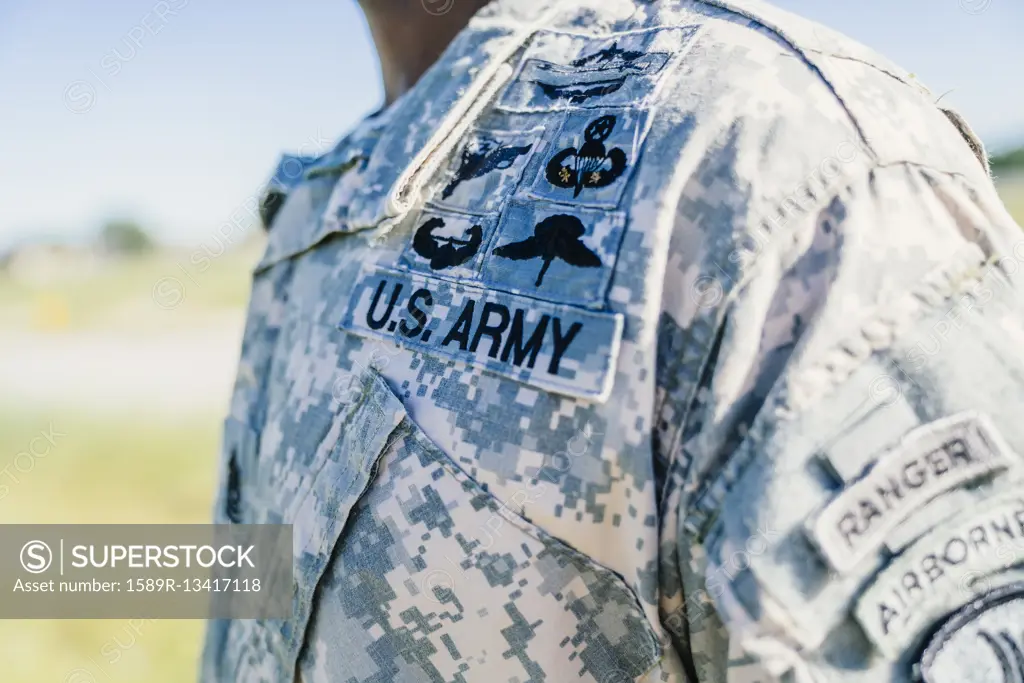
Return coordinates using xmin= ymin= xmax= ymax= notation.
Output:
xmin=200 ymin=0 xmax=1024 ymax=681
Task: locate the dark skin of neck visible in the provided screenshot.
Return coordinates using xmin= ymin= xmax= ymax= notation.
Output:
xmin=358 ymin=0 xmax=493 ymax=105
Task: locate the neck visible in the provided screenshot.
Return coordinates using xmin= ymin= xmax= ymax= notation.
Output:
xmin=360 ymin=0 xmax=493 ymax=105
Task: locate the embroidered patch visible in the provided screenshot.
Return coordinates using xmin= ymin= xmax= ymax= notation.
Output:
xmin=339 ymin=266 xmax=624 ymax=400
xmin=918 ymin=582 xmax=1024 ymax=683
xmin=497 ymin=26 xmax=700 ymax=112
xmin=528 ymin=109 xmax=646 ymax=209
xmin=432 ymin=128 xmax=541 ymax=213
xmin=807 ymin=412 xmax=1015 ymax=573
xmin=399 ymin=208 xmax=499 ymax=279
xmin=480 ymin=200 xmax=626 ymax=308
xmin=512 ymin=49 xmax=670 ymax=107
xmin=545 ymin=114 xmax=628 ymax=197
xmin=853 ymin=491 xmax=1024 ymax=658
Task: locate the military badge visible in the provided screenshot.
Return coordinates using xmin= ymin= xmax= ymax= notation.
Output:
xmin=528 ymin=109 xmax=646 ymax=209
xmin=544 ymin=115 xmax=628 ymax=198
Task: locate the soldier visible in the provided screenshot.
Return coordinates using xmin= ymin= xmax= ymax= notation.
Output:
xmin=200 ymin=0 xmax=1024 ymax=681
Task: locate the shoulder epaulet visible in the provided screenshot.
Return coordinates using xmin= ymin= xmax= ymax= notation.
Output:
xmin=258 ymin=154 xmax=324 ymax=232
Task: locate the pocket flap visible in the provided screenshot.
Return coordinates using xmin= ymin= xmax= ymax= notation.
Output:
xmin=294 ymin=369 xmax=665 ymax=681
xmin=279 ymin=370 xmax=407 ymax=664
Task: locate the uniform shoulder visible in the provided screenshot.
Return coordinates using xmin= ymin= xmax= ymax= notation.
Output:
xmin=641 ymin=0 xmax=987 ymax=181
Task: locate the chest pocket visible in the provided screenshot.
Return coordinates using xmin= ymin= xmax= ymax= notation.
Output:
xmin=207 ymin=368 xmax=661 ymax=683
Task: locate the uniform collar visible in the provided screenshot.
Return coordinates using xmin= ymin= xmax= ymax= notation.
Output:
xmin=256 ymin=0 xmax=617 ymax=272
xmin=344 ymin=0 xmax=569 ymax=234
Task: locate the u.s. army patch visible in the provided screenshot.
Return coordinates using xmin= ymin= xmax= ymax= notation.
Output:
xmin=339 ymin=266 xmax=623 ymax=401
xmin=918 ymin=582 xmax=1024 ymax=683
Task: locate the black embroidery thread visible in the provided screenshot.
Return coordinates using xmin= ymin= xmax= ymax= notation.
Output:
xmin=535 ymin=78 xmax=627 ymax=104
xmin=919 ymin=583 xmax=1024 ymax=683
xmin=570 ymin=42 xmax=648 ymax=70
xmin=545 ymin=115 xmax=628 ymax=197
xmin=978 ymin=630 xmax=1024 ymax=683
xmin=533 ymin=43 xmax=668 ymax=104
xmin=412 ymin=217 xmax=483 ymax=270
xmin=492 ymin=214 xmax=601 ymax=286
xmin=442 ymin=135 xmax=532 ymax=199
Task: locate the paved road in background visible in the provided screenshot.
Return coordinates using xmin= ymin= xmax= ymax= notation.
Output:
xmin=0 ymin=316 xmax=243 ymax=415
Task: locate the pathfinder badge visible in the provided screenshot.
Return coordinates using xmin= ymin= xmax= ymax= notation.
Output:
xmin=492 ymin=214 xmax=602 ymax=286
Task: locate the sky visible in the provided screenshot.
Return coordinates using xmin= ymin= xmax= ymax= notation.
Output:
xmin=0 ymin=0 xmax=1022 ymax=250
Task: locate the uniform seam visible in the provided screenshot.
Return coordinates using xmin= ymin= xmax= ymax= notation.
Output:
xmin=655 ymin=311 xmax=728 ymax=512
xmin=675 ymin=161 xmax=886 ymax=539
xmin=874 ymin=159 xmax=983 ymax=182
xmin=803 ymin=50 xmax=924 ymax=92
xmin=683 ymin=246 xmax=995 ymax=540
xmin=695 ymin=0 xmax=880 ymax=164
xmin=407 ymin=428 xmax=665 ymax=673
xmin=475 ymin=23 xmax=705 ymax=38
xmin=253 ymin=230 xmax=350 ymax=276
xmin=658 ymin=158 xmax=876 ymax=506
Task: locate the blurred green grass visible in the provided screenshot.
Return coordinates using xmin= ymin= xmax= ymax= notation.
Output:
xmin=0 ymin=236 xmax=261 ymax=682
xmin=0 ymin=238 xmax=262 ymax=332
xmin=0 ymin=249 xmax=247 ymax=308
xmin=998 ymin=172 xmax=1024 ymax=225
xmin=0 ymin=411 xmax=220 ymax=683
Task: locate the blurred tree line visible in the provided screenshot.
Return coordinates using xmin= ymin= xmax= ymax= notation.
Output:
xmin=992 ymin=147 xmax=1024 ymax=173
xmin=99 ymin=219 xmax=154 ymax=254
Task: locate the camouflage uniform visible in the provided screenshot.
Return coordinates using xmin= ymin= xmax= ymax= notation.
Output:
xmin=200 ymin=0 xmax=1024 ymax=681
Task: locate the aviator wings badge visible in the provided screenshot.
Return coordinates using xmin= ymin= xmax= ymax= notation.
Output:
xmin=442 ymin=135 xmax=532 ymax=199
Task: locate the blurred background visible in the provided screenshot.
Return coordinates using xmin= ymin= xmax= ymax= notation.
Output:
xmin=0 ymin=0 xmax=1022 ymax=680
